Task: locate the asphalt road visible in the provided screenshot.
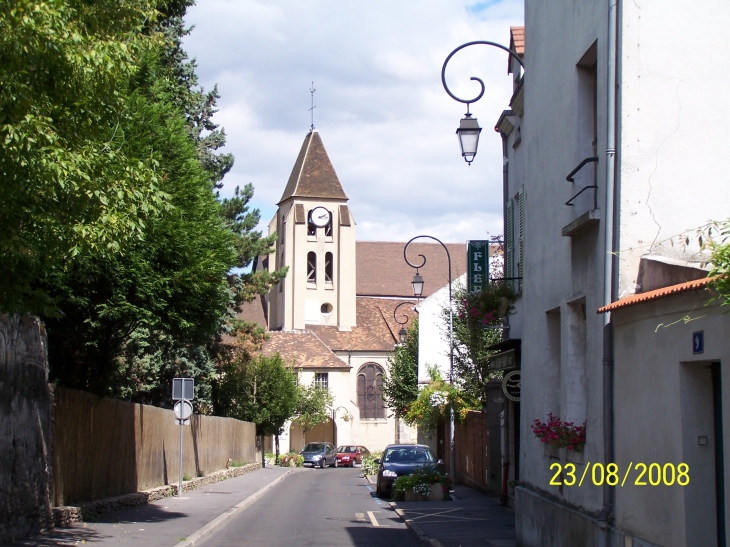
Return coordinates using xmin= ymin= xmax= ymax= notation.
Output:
xmin=195 ymin=467 xmax=422 ymax=547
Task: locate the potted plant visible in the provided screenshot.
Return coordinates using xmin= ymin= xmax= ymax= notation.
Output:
xmin=460 ymin=282 xmax=517 ymax=327
xmin=531 ymin=413 xmax=586 ymax=453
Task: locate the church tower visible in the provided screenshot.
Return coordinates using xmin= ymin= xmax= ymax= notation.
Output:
xmin=266 ymin=130 xmax=357 ymax=331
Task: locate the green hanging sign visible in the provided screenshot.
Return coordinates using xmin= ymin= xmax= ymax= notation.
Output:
xmin=467 ymin=240 xmax=489 ymax=293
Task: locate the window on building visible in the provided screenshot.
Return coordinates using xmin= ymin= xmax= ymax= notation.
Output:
xmin=357 ymin=363 xmax=385 ymax=419
xmin=324 ymin=211 xmax=333 ymax=237
xmin=307 ymin=210 xmax=316 ymax=236
xmin=325 ymin=252 xmax=333 ymax=284
xmin=307 ymin=251 xmax=316 ymax=285
xmin=315 ymin=372 xmax=328 ymax=389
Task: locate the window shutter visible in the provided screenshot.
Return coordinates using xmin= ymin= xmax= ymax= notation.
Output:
xmin=505 ymin=199 xmax=514 ymax=279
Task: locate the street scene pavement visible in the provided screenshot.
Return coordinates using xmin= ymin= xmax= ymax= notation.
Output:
xmin=6 ymin=466 xmax=292 ymax=547
xmin=194 ymin=467 xmax=420 ymax=547
xmin=393 ymin=483 xmax=516 ymax=547
xmin=6 ymin=457 xmax=514 ymax=547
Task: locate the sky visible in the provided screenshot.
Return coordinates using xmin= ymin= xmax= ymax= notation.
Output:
xmin=183 ymin=0 xmax=524 ymax=244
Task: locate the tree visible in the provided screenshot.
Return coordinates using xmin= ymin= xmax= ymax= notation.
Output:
xmin=382 ymin=317 xmax=419 ymax=418
xmin=293 ymin=382 xmax=334 ymax=432
xmin=447 ymin=282 xmax=503 ymax=407
xmin=216 ymin=352 xmax=298 ymax=439
xmin=44 ymin=72 xmax=237 ymax=398
xmin=0 ymin=0 xmax=169 ymax=314
xmin=707 ymin=220 xmax=730 ymax=307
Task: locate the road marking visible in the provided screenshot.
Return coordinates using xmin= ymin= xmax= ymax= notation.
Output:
xmin=367 ymin=511 xmax=389 ymax=527
xmin=355 ymin=513 xmax=366 ymax=522
xmin=366 ymin=485 xmax=373 ymax=491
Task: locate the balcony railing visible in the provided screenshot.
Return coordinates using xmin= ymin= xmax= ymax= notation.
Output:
xmin=565 ymin=156 xmax=599 ymax=209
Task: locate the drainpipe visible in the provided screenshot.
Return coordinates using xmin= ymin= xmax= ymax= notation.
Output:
xmin=599 ymin=0 xmax=618 ymax=526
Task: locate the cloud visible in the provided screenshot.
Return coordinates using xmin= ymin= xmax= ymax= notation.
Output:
xmin=184 ymin=0 xmax=524 ymax=243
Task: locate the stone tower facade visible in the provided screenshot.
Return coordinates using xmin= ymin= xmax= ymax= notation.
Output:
xmin=266 ymin=130 xmax=357 ymax=331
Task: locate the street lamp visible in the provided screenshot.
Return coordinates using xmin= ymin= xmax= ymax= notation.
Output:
xmin=442 ymin=40 xmax=525 ymax=164
xmin=411 ymin=273 xmax=424 ymax=298
xmin=456 ymin=113 xmax=482 ymax=165
xmin=403 ymin=235 xmax=455 ymax=480
xmin=393 ymin=301 xmax=417 ymax=347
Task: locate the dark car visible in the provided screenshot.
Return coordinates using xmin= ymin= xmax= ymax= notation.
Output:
xmin=336 ymin=445 xmax=370 ymax=467
xmin=300 ymin=442 xmax=338 ymax=468
xmin=375 ymin=444 xmax=439 ymax=498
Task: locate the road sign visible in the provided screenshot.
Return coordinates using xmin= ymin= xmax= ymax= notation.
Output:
xmin=172 ymin=378 xmax=194 ymax=401
xmin=174 ymin=400 xmax=193 ymax=420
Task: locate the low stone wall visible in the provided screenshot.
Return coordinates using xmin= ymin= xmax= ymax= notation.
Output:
xmin=53 ymin=462 xmax=261 ymax=527
xmin=0 ymin=315 xmax=54 ymax=545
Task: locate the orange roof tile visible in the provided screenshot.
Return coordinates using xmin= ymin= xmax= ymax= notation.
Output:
xmin=308 ymin=297 xmax=417 ymax=352
xmin=356 ymin=241 xmax=467 ymax=298
xmin=597 ymin=276 xmax=715 ymax=314
xmin=510 ymin=26 xmax=525 ymax=55
xmin=262 ymin=331 xmax=348 ymax=369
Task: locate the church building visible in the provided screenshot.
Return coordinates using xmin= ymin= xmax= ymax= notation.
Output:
xmin=242 ymin=129 xmax=465 ymax=454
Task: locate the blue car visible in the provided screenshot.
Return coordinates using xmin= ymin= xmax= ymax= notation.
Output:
xmin=300 ymin=442 xmax=338 ymax=468
xmin=375 ymin=444 xmax=439 ymax=498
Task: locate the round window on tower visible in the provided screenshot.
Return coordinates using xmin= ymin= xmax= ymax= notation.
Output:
xmin=321 ymin=303 xmax=333 ymax=314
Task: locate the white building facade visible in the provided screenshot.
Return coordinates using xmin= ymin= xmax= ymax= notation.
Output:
xmin=492 ymin=3 xmax=730 ymax=546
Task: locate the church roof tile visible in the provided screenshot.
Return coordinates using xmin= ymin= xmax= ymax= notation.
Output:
xmin=356 ymin=241 xmax=467 ymax=298
xmin=278 ymin=131 xmax=348 ymax=204
xmin=262 ymin=331 xmax=348 ymax=369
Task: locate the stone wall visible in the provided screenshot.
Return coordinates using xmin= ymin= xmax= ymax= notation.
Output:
xmin=0 ymin=315 xmax=53 ymax=544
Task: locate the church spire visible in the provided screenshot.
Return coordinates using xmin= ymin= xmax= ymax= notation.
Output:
xmin=278 ymin=131 xmax=349 ymax=204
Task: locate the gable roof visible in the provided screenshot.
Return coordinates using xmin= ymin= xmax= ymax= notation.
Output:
xmin=308 ymin=297 xmax=418 ymax=352
xmin=261 ymin=331 xmax=348 ymax=369
xmin=508 ymin=25 xmax=525 ymax=73
xmin=356 ymin=241 xmax=467 ymax=298
xmin=597 ymin=276 xmax=715 ymax=314
xmin=278 ymin=130 xmax=348 ymax=204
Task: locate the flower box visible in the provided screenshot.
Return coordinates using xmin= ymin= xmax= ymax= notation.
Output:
xmin=404 ymin=483 xmax=445 ymax=501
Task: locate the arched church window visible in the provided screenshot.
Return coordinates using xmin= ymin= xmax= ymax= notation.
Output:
xmin=325 ymin=252 xmax=333 ymax=284
xmin=307 ymin=251 xmax=316 ymax=285
xmin=357 ymin=363 xmax=385 ymax=420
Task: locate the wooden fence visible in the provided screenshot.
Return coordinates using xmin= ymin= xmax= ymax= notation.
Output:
xmin=52 ymin=388 xmax=258 ymax=506
xmin=452 ymin=381 xmax=504 ymax=497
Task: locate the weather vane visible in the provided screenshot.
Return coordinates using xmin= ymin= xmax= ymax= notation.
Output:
xmin=309 ymin=82 xmax=316 ymax=132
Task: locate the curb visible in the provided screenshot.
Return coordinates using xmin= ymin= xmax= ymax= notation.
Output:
xmin=390 ymin=501 xmax=445 ymax=547
xmin=53 ymin=463 xmax=263 ymax=526
xmin=173 ymin=469 xmax=297 ymax=547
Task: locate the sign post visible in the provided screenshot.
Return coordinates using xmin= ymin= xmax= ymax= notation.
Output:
xmin=172 ymin=378 xmax=194 ymax=497
xmin=467 ymin=240 xmax=490 ymax=293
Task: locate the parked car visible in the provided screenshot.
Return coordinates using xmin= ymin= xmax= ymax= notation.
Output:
xmin=375 ymin=444 xmax=439 ymax=498
xmin=336 ymin=445 xmax=370 ymax=467
xmin=300 ymin=442 xmax=338 ymax=468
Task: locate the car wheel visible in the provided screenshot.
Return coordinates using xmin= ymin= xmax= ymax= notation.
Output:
xmin=333 ymin=458 xmax=338 ymax=468
xmin=320 ymin=458 xmax=326 ymax=469
xmin=376 ymin=481 xmax=385 ymax=498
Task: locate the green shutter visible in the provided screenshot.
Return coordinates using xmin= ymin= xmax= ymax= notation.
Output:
xmin=505 ymin=199 xmax=514 ymax=279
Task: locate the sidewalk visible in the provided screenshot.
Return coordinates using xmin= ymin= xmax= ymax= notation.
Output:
xmin=392 ymin=484 xmax=516 ymax=547
xmin=6 ymin=466 xmax=294 ymax=547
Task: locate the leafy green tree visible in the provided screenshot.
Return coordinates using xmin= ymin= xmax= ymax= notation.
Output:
xmin=293 ymin=382 xmax=334 ymax=432
xmin=707 ymin=220 xmax=730 ymax=307
xmin=43 ymin=48 xmax=237 ymax=397
xmin=447 ymin=282 xmax=502 ymax=407
xmin=216 ymin=353 xmax=298 ymax=438
xmin=0 ymin=0 xmax=170 ymax=314
xmin=382 ymin=317 xmax=419 ymax=418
